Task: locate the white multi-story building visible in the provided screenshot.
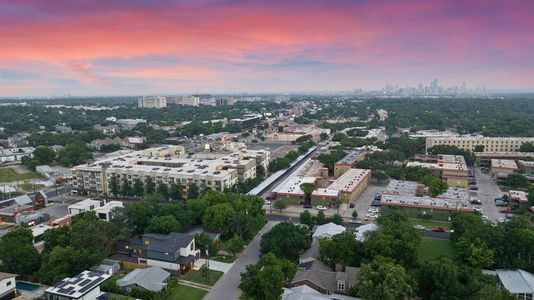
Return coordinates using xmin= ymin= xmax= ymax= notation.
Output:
xmin=138 ymin=96 xmax=167 ymax=109
xmin=72 ymin=146 xmax=270 ymax=196
xmin=426 ymin=136 xmax=534 ymax=152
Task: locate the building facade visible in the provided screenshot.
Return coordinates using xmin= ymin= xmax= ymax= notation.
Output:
xmin=426 ymin=136 xmax=534 ymax=152
xmin=72 ymin=146 xmax=269 ymax=196
xmin=138 ymin=96 xmax=167 ymax=109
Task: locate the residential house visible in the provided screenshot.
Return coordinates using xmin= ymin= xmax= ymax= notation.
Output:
xmin=116 ymin=232 xmax=200 ymax=274
xmin=290 ymin=258 xmax=359 ymax=295
xmin=116 ymin=267 xmax=170 ymax=293
xmin=489 ymin=269 xmax=534 ymax=300
xmin=312 ymin=223 xmax=346 ymax=239
xmin=0 ymin=147 xmax=34 ymax=165
xmin=45 ymin=270 xmax=111 ymax=300
xmin=55 ymin=125 xmax=74 ymax=134
xmin=0 ymin=272 xmax=17 ymax=299
xmin=93 ymin=124 xmax=120 ymax=134
xmin=93 ymin=201 xmax=123 ymax=221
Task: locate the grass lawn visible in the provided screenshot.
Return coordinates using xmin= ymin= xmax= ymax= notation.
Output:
xmin=168 ymin=284 xmax=207 ymax=300
xmin=409 ymin=218 xmax=451 ymax=231
xmin=18 ymin=183 xmax=45 ymax=192
xmin=0 ymin=167 xmax=42 ymax=182
xmin=418 ymin=238 xmax=455 ymax=262
xmin=180 ymin=268 xmax=223 ymax=286
xmin=211 ymin=255 xmax=236 ymax=263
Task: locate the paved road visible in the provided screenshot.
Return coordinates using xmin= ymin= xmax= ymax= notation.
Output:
xmin=472 ymin=168 xmax=505 ymax=222
xmin=204 ymin=221 xmax=279 ymax=300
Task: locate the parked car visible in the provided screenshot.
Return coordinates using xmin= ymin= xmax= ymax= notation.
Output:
xmin=432 ymin=227 xmax=446 ymax=232
xmin=468 ymin=180 xmax=477 ymax=185
xmin=350 ymin=218 xmax=359 ymax=224
xmin=366 ymin=213 xmax=378 ymax=219
xmin=413 ymin=225 xmax=425 ymax=230
xmin=474 ymin=207 xmax=484 ymax=213
xmin=368 ymin=208 xmax=379 ymax=213
xmin=264 ymin=200 xmax=271 ymax=206
xmin=470 ymin=198 xmax=481 ymax=204
xmin=316 ymin=205 xmax=327 ymax=211
xmin=481 ymin=215 xmax=489 ymax=220
xmin=497 ymin=217 xmax=505 ymax=223
xmin=469 ymin=185 xmax=479 ymax=190
xmin=495 ymin=200 xmax=508 ymax=207
xmin=480 ymin=167 xmax=489 ymax=174
xmin=349 ymin=203 xmax=355 ymax=208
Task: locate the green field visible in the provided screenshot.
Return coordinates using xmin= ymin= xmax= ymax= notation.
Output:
xmin=418 ymin=238 xmax=455 ymax=262
xmin=18 ymin=183 xmax=45 ymax=192
xmin=0 ymin=167 xmax=42 ymax=182
xmin=168 ymin=284 xmax=208 ymax=300
xmin=409 ymin=219 xmax=451 ymax=231
xmin=180 ymin=268 xmax=223 ymax=286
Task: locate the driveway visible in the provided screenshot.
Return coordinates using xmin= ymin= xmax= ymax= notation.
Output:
xmin=473 ymin=168 xmax=506 ymax=222
xmin=204 ymin=221 xmax=279 ymax=300
xmin=195 ymin=259 xmax=234 ymax=273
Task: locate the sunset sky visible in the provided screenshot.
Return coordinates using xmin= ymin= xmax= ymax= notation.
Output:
xmin=1 ymin=0 xmax=534 ymax=96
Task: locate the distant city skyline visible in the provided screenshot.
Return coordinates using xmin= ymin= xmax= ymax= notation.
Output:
xmin=1 ymin=0 xmax=534 ymax=97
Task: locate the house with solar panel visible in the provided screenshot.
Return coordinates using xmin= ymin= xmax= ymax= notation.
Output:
xmin=115 ymin=232 xmax=200 ymax=274
xmin=45 ymin=270 xmax=110 ymax=300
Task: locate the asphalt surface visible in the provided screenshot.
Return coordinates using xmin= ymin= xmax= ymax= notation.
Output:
xmin=204 ymin=221 xmax=279 ymax=300
xmin=472 ymin=168 xmax=506 ymax=222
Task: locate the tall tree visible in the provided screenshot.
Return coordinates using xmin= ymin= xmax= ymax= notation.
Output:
xmin=169 ymin=183 xmax=183 ymax=201
xmin=505 ymin=173 xmax=529 ymax=188
xmin=428 ymin=177 xmax=448 ymax=197
xmin=109 ymin=175 xmax=119 ymax=196
xmin=260 ymin=222 xmax=311 ymax=260
xmin=133 ymin=179 xmax=144 ymax=198
xmin=357 ymin=256 xmax=415 ymax=300
xmin=145 ymin=215 xmax=181 ymax=234
xmin=157 ymin=183 xmax=169 ymax=200
xmin=299 ymin=210 xmax=313 ymax=229
xmin=240 ymin=253 xmax=296 ymax=300
xmin=145 ymin=177 xmax=155 ymax=194
xmin=273 ymin=199 xmax=287 ymax=213
xmin=0 ymin=228 xmax=40 ymax=276
xmin=187 ymin=183 xmax=200 ymax=199
xmin=202 ymin=203 xmax=236 ymax=235
xmin=418 ymin=257 xmax=461 ymax=300
xmin=121 ymin=178 xmax=133 ymax=197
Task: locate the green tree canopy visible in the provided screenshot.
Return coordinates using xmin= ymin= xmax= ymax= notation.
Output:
xmin=145 ymin=215 xmax=182 ymax=234
xmin=357 ymin=256 xmax=415 ymax=300
xmin=260 ymin=222 xmax=311 ymax=260
xmin=0 ymin=228 xmax=40 ymax=276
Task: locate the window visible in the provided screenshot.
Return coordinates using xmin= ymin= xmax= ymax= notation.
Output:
xmin=6 ymin=280 xmax=11 ymax=286
xmin=144 ymin=240 xmax=151 ymax=246
xmin=190 ymin=243 xmax=194 ymax=251
xmin=337 ymin=280 xmax=345 ymax=291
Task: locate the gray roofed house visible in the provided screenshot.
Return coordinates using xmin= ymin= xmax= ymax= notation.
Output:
xmin=116 ymin=267 xmax=170 ymax=292
xmin=494 ymin=269 xmax=534 ymax=299
xmin=290 ymin=258 xmax=359 ymax=295
xmin=12 ymin=195 xmax=33 ymax=206
xmin=116 ymin=232 xmax=200 ymax=274
xmin=91 ymin=259 xmax=121 ymax=276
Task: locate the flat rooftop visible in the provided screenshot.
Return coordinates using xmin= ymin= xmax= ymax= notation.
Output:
xmin=275 ymin=176 xmax=316 ymax=196
xmin=46 ymin=270 xmax=110 ymax=298
xmin=518 ymin=160 xmax=534 ymax=167
xmin=491 ymin=159 xmax=518 ymax=169
xmin=474 ymin=152 xmax=534 ymax=158
xmin=509 ymin=190 xmax=527 ymax=202
xmin=327 ymin=168 xmax=370 ymax=193
xmin=385 ymin=180 xmax=420 ymax=196
xmin=335 ymin=150 xmax=365 ymax=165
xmin=68 ymin=199 xmax=103 ymax=210
xmin=312 ymin=188 xmax=340 ymax=198
xmin=74 ymin=146 xmax=268 ymax=180
xmin=381 ymin=194 xmax=473 ymax=212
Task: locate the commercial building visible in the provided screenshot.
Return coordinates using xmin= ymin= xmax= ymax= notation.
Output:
xmin=518 ymin=160 xmax=534 ymax=175
xmin=325 ymin=168 xmax=370 ymax=203
xmin=407 ymin=154 xmax=469 ymax=187
xmin=334 ymin=150 xmax=367 ymax=178
xmin=490 ymin=159 xmax=518 ymax=177
xmin=45 ymin=270 xmax=110 ymax=300
xmin=216 ymin=97 xmax=235 ymax=106
xmin=380 ymin=180 xmax=473 ymax=220
xmin=138 ymin=96 xmax=167 ymax=109
xmin=68 ymin=199 xmax=106 ymax=216
xmin=275 ymin=168 xmax=370 ymax=205
xmin=426 ymin=136 xmax=534 ymax=152
xmin=265 ymin=131 xmax=307 ymax=143
xmin=72 ymin=146 xmax=269 ymax=196
xmin=474 ymin=152 xmax=534 ymax=166
xmin=509 ymin=190 xmax=528 ymax=208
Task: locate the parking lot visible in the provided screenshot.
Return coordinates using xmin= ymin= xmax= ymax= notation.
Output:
xmin=471 ymin=167 xmax=506 ymax=222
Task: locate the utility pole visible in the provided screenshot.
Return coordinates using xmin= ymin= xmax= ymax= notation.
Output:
xmin=205 ymin=249 xmax=210 ymax=284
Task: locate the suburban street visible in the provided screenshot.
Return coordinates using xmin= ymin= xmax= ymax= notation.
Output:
xmin=472 ymin=168 xmax=506 ymax=222
xmin=204 ymin=221 xmax=279 ymax=300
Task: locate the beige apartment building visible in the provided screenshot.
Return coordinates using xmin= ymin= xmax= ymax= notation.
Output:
xmin=426 ymin=137 xmax=534 ymax=152
xmin=137 ymin=96 xmax=167 ymax=109
xmin=407 ymin=154 xmax=469 ymax=187
xmin=72 ymin=146 xmax=269 ymax=197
